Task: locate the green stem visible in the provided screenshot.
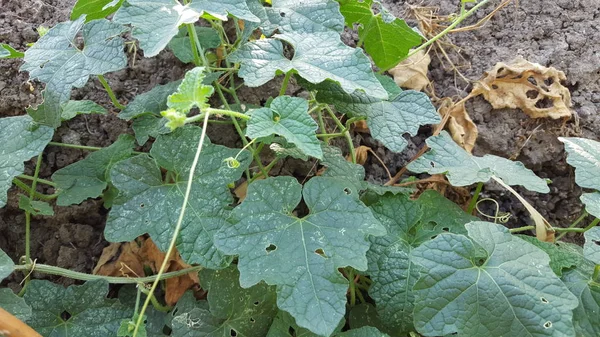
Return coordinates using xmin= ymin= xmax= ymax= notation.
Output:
xmin=134 ymin=287 xmax=141 ymax=316
xmin=48 ymin=142 xmax=145 ymax=155
xmin=12 ymin=179 xmax=59 ymax=201
xmin=510 ymin=220 xmax=599 ymax=235
xmin=279 ymin=71 xmax=292 ymax=96
xmin=139 ymin=287 xmax=172 ymax=312
xmin=593 ymin=265 xmax=600 ymax=283
xmin=13 ymin=263 xmax=202 ymax=283
xmin=97 ymin=75 xmax=125 ymax=110
xmin=557 ymin=212 xmax=589 ymax=240
xmin=347 ymin=268 xmax=356 ymax=306
xmin=187 ymin=23 xmax=210 ymax=67
xmin=317 ymin=110 xmax=326 ymax=135
xmin=317 ymin=132 xmax=345 ymax=138
xmin=133 ymin=112 xmax=211 ymax=336
xmin=23 ymin=153 xmax=43 ymax=290
xmin=324 ymin=105 xmax=356 ymax=163
xmin=17 ymin=174 xmax=56 ymax=187
xmin=249 ymin=157 xmax=280 ymax=183
xmin=509 ymin=226 xmax=535 ymax=233
xmin=467 ymin=182 xmax=484 ymax=214
xmin=186 ymin=24 xmax=203 ymax=66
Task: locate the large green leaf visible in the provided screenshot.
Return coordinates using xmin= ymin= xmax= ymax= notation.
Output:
xmin=560 ymin=137 xmax=600 ymax=218
xmin=168 ymin=26 xmax=221 ymax=64
xmin=408 ymin=131 xmax=550 ymax=193
xmin=215 ymin=176 xmax=386 ymax=336
xmin=24 ymin=279 xmax=131 ymax=337
xmin=338 ymin=327 xmax=389 ymax=337
xmin=0 ymin=288 xmax=32 ymax=321
xmin=415 ymin=189 xmax=475 ymax=237
xmin=561 ymin=260 xmax=600 ymax=337
xmin=0 ymin=115 xmax=54 ymax=208
xmin=114 ymin=0 xmax=257 ymax=57
xmin=584 ymin=227 xmax=600 ymax=265
xmin=266 ymin=310 xmax=345 ymax=337
xmin=18 ymin=195 xmax=55 ymax=216
xmin=519 ymin=235 xmax=584 ymax=276
xmin=166 ymin=67 xmax=214 ymax=113
xmin=52 ymin=135 xmax=135 ymax=206
xmin=411 ymin=221 xmax=579 ymax=336
xmin=338 ymin=0 xmax=422 ymax=70
xmin=105 ymin=126 xmax=249 ymax=268
xmin=261 ymin=0 xmax=344 ymax=35
xmin=71 ymin=0 xmax=124 ymax=21
xmin=311 ymin=79 xmax=439 ymax=152
xmin=320 ymin=144 xmax=365 ymax=194
xmin=0 ymin=248 xmax=14 ymax=281
xmin=61 ymin=100 xmax=107 ymax=121
xmin=21 ymin=17 xmax=126 ymax=128
xmin=247 ymin=96 xmax=321 ymax=159
xmin=171 ymin=267 xmax=277 ymax=337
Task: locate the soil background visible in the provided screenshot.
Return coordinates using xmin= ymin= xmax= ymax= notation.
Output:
xmin=0 ymin=0 xmax=599 ymax=288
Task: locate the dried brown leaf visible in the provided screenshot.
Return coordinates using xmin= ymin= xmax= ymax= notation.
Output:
xmin=353 ymin=120 xmax=369 ymax=133
xmin=472 ymin=56 xmax=573 ymax=119
xmin=388 ymin=49 xmax=431 ymax=91
xmin=349 ymin=146 xmax=371 ymax=165
xmin=439 ymin=98 xmax=478 ymax=153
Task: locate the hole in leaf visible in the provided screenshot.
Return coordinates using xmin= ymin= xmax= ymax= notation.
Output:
xmin=474 ymin=258 xmax=486 ymax=267
xmin=288 ymin=327 xmax=296 ymax=335
xmin=544 ymin=77 xmax=554 ymax=86
xmin=429 ymin=161 xmax=435 ymax=168
xmin=253 ymin=301 xmax=260 ymax=306
xmin=593 ymin=239 xmax=600 ymax=246
xmin=272 ymin=111 xmax=281 ymax=122
xmin=540 ymin=297 xmax=549 ymax=304
xmin=535 ymin=97 xmax=554 ymax=109
xmin=249 ymin=317 xmax=256 ymax=323
xmin=343 ymin=188 xmax=351 ymax=195
xmin=230 ymin=329 xmax=238 ymax=336
xmin=279 ymin=11 xmax=286 ymax=17
xmin=265 ymin=244 xmax=277 ymax=253
xmin=315 ymin=248 xmax=328 ymax=258
xmin=544 ymin=321 xmax=552 ymax=329
xmin=491 ymin=84 xmax=499 ymax=90
xmin=527 ymin=76 xmax=538 ymax=86
xmin=140 ymin=203 xmax=145 ymax=208
xmin=526 ymin=90 xmax=539 ymax=99
xmin=60 ymin=310 xmax=71 ymax=320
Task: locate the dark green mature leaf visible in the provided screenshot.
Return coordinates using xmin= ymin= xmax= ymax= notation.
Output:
xmin=0 ymin=43 xmax=24 ymax=58
xmin=171 ymin=267 xmax=277 ymax=337
xmin=266 ymin=310 xmax=345 ymax=337
xmin=311 ymin=79 xmax=439 ymax=152
xmin=61 ymin=100 xmax=107 ymax=121
xmin=215 ymin=176 xmax=385 ymax=336
xmin=52 ymin=134 xmax=135 ymax=206
xmin=320 ymin=144 xmax=365 ymax=194
xmin=338 ymin=0 xmax=422 ymax=70
xmin=0 ymin=248 xmax=14 ymax=281
xmin=0 ymin=115 xmax=54 ymax=207
xmin=18 ymin=195 xmax=55 ymax=216
xmin=21 ymin=17 xmax=126 ymax=128
xmin=71 ymin=0 xmax=124 ymax=21
xmin=408 ymin=131 xmax=550 ymax=193
xmin=519 ymin=235 xmax=584 ymax=276
xmin=561 ymin=260 xmax=600 ymax=337
xmin=411 ymin=221 xmax=579 ymax=336
xmin=114 ymin=0 xmax=258 ymax=57
xmin=247 ymin=96 xmax=321 ymax=159
xmin=262 ymin=0 xmax=344 ymax=35
xmin=338 ymin=327 xmax=390 ymax=337
xmin=0 ymin=288 xmax=32 ymax=321
xmin=560 ymin=137 xmax=600 ymax=218
xmin=24 ymin=279 xmax=130 ymax=337
xmin=105 ymin=126 xmax=249 ymax=268
xmin=348 ymin=303 xmax=389 ymax=334
xmin=168 ymin=27 xmax=221 ymax=64
xmin=416 ymin=189 xmax=475 ymax=237
xmin=584 ymin=227 xmax=600 ymax=265
xmin=118 ymin=286 xmax=168 ymax=337
xmin=167 ymin=67 xmax=214 ymax=113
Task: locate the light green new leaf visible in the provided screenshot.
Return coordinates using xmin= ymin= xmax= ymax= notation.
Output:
xmin=0 ymin=43 xmax=24 ymax=58
xmin=584 ymin=227 xmax=600 ymax=265
xmin=71 ymin=0 xmax=124 ymax=21
xmin=408 ymin=131 xmax=550 ymax=193
xmin=339 ymin=0 xmax=422 ymax=70
xmin=61 ymin=100 xmax=107 ymax=121
xmin=18 ymin=195 xmax=55 ymax=216
xmin=167 ymin=67 xmax=214 ymax=113
xmin=0 ymin=248 xmax=14 ymax=281
xmin=0 ymin=115 xmax=54 ymax=208
xmin=21 ymin=17 xmax=126 ymax=128
xmin=519 ymin=235 xmax=584 ymax=276
xmin=561 ymin=260 xmax=600 ymax=337
xmin=52 ymin=135 xmax=135 ymax=206
xmin=24 ymin=279 xmax=131 ymax=337
xmin=168 ymin=26 xmax=221 ymax=64
xmin=247 ymin=96 xmax=321 ymax=159
xmin=215 ymin=176 xmax=385 ymax=336
xmin=171 ymin=267 xmax=277 ymax=337
xmin=411 ymin=221 xmax=579 ymax=337
xmin=312 ymin=79 xmax=439 ymax=152
xmin=229 ymin=32 xmax=387 ymax=99
xmin=560 ymin=137 xmax=600 ymax=217
xmin=105 ymin=126 xmax=249 ymax=268
xmin=0 ymin=288 xmax=32 ymax=321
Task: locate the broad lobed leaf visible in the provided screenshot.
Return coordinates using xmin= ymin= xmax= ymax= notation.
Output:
xmin=561 ymin=259 xmax=600 ymax=337
xmin=560 ymin=137 xmax=600 ymax=217
xmin=583 ymin=227 xmax=600 ymax=265
xmin=0 ymin=248 xmax=14 ymax=282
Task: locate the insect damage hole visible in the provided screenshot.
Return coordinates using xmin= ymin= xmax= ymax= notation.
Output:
xmin=265 ymin=244 xmax=277 ymax=254
xmin=540 ymin=297 xmax=549 ymax=304
xmin=230 ymin=329 xmax=238 ymax=336
xmin=544 ymin=321 xmax=552 ymax=329
xmin=343 ymin=187 xmax=352 ymax=195
xmin=314 ymin=248 xmax=328 ymax=258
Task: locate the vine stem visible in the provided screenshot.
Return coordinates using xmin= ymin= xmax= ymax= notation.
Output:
xmin=133 ymin=111 xmax=211 ymax=336
xmin=17 ymin=174 xmax=56 ymax=187
xmin=467 ymin=182 xmax=484 ymax=214
xmin=510 ymin=219 xmax=599 ymax=234
xmin=324 ymin=105 xmax=356 ymax=163
xmin=556 ymin=212 xmax=588 ymax=240
xmin=48 ymin=141 xmax=144 ymax=155
xmin=184 ymin=108 xmax=250 ymax=124
xmin=97 ymin=75 xmax=125 ymax=110
xmin=12 ymin=179 xmax=59 ymax=200
xmin=279 ymin=71 xmax=292 ymax=96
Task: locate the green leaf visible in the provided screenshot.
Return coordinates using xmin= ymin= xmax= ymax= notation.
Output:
xmin=0 ymin=43 xmax=24 ymax=58
xmin=168 ymin=26 xmax=221 ymax=64
xmin=266 ymin=310 xmax=345 ymax=337
xmin=0 ymin=288 xmax=32 ymax=321
xmin=114 ymin=0 xmax=257 ymax=57
xmin=247 ymin=96 xmax=321 ymax=159
xmin=118 ymin=314 xmax=148 ymax=337
xmin=348 ymin=303 xmax=389 ymax=334
xmin=171 ymin=266 xmax=277 ymax=337
xmin=18 ymin=195 xmax=55 ymax=216
xmin=21 ymin=17 xmax=126 ymax=128
xmin=584 ymin=227 xmax=600 ymax=265
xmin=215 ymin=176 xmax=385 ymax=336
xmin=0 ymin=248 xmax=14 ymax=282
xmin=132 ymin=115 xmax=170 ymax=146
xmin=52 ymin=135 xmax=135 ymax=206
xmin=320 ymin=144 xmax=366 ymax=194
xmin=117 ymin=286 xmax=168 ymax=337
xmin=519 ymin=235 xmax=584 ymax=276
xmin=408 ymin=131 xmax=550 ymax=193
xmin=71 ymin=0 xmax=124 ymax=21
xmin=24 ymin=279 xmax=131 ymax=336
xmin=0 ymin=115 xmax=54 ymax=208
xmin=105 ymin=126 xmax=249 ymax=267
xmin=166 ymin=67 xmax=214 ymax=113
xmin=416 ymin=189 xmax=475 ymax=236
xmin=366 ymin=194 xmax=423 ymax=335
xmin=559 ymin=137 xmax=600 ymax=217
xmin=262 ymin=0 xmax=344 ymax=35
xmin=411 ymin=221 xmax=579 ymax=336
xmin=339 ymin=0 xmax=422 ymax=70
xmin=561 ymin=260 xmax=600 ymax=337
xmin=338 ymin=326 xmax=390 ymax=337
xmin=269 ymin=137 xmax=309 ymax=161
xmin=309 ymin=79 xmax=439 ymax=152
xmin=61 ymin=100 xmax=107 ymax=121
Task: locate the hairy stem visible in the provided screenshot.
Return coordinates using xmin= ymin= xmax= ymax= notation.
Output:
xmin=98 ymin=74 xmax=125 ymax=110
xmin=467 ymin=182 xmax=484 ymax=214
xmin=279 ymin=71 xmax=292 ymax=96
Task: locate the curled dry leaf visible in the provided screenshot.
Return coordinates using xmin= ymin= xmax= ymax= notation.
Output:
xmin=350 ymin=145 xmax=371 ymax=165
xmin=0 ymin=308 xmax=41 ymax=337
xmin=388 ymin=49 xmax=431 ymax=91
xmin=472 ymin=56 xmax=573 ymax=119
xmin=94 ymin=236 xmax=199 ymax=305
xmin=353 ymin=120 xmax=370 ymax=133
xmin=439 ymin=98 xmax=478 ymax=153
